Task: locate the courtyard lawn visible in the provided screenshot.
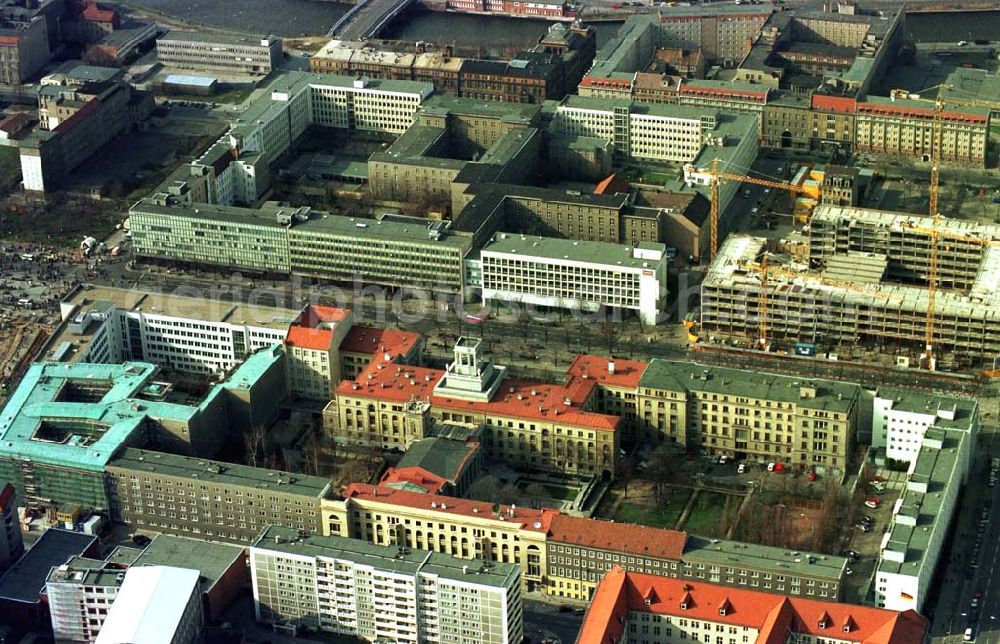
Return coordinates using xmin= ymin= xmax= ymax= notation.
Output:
xmin=614 ymin=488 xmax=691 ymax=530
xmin=680 ymin=491 xmax=731 ymax=538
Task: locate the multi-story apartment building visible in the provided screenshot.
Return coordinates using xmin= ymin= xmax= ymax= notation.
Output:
xmin=20 ymin=78 xmax=142 ymax=193
xmin=0 ymin=354 xmax=286 ymax=511
xmin=95 ymin=566 xmax=204 ymax=644
xmin=439 ymin=0 xmax=573 ymax=20
xmin=161 ymin=72 xmax=432 ymax=207
xmin=328 ymin=338 xmax=621 ymax=477
xmin=658 ymin=5 xmax=772 ymax=65
xmin=0 ymin=16 xmax=50 ymax=85
xmin=854 ymin=97 xmax=989 ymax=165
xmin=0 ymin=483 xmax=23 ymax=571
xmin=54 ymin=285 xmax=293 ymax=373
xmin=553 ymin=98 xmax=718 ymax=164
xmin=577 ymin=567 xmax=928 ymax=644
xmin=128 ymin=197 xmax=474 ymax=295
xmin=876 ymin=426 xmax=969 ymax=613
xmin=156 ymin=31 xmax=282 ymax=75
xmin=636 ymin=360 xmax=860 ymax=477
xmin=46 ymin=557 xmax=123 ymax=642
xmin=250 ymin=525 xmax=523 ymax=643
xmin=105 ymin=447 xmax=331 ymax=545
xmin=284 ymin=305 xmax=353 ymax=400
xmin=476 ymin=234 xmax=668 ymax=325
xmin=546 ymin=514 xmax=846 ymax=602
xmin=321 ymin=483 xmax=555 ymax=592
xmin=874 ymin=387 xmax=979 ymax=464
xmin=310 ymin=22 xmax=594 ymax=101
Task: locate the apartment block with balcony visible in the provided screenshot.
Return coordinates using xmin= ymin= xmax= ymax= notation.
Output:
xmin=250 ymin=525 xmax=523 ymax=643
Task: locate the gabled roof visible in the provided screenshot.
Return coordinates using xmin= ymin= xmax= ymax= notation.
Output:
xmin=577 ymin=568 xmax=928 ymax=644
xmin=342 ymin=483 xmax=558 ymax=533
xmin=548 ymin=514 xmax=686 ymax=561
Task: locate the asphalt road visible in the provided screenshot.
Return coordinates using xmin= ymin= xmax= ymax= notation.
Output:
xmin=930 ymin=425 xmax=1000 ymax=644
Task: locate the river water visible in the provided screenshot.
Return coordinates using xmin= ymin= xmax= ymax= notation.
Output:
xmin=120 ymin=0 xmax=1000 ymax=48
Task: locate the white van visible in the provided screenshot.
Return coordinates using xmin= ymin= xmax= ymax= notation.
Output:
xmin=964 ymin=627 xmax=974 ymax=641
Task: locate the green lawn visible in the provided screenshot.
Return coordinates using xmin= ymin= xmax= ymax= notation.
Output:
xmin=167 ymin=86 xmax=253 ymax=105
xmin=517 ymin=479 xmax=579 ymax=502
xmin=614 ymin=489 xmax=691 ymax=529
xmin=680 ymin=491 xmax=731 ymax=538
xmin=0 ymin=146 xmax=21 ymax=193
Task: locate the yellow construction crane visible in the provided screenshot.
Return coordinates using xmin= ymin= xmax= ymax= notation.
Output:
xmin=704 ymin=159 xmax=821 ymax=260
xmin=741 ymin=256 xmax=876 ymax=351
xmin=890 ymin=85 xmax=1000 ymax=369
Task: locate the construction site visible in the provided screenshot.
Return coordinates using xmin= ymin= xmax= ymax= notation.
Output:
xmin=697 ymin=204 xmax=1000 ymax=372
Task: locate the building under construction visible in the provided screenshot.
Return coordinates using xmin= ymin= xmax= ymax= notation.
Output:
xmin=700 ymin=205 xmax=1000 ymax=369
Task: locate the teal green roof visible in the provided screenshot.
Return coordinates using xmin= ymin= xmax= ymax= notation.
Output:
xmin=0 ymin=349 xmax=284 ymax=472
xmin=0 ymin=362 xmax=159 ymax=471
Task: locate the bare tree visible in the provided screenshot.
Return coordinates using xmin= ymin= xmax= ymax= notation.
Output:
xmin=645 ymin=443 xmax=676 ymax=502
xmin=467 ymin=475 xmax=502 ymax=503
xmin=617 ymin=455 xmax=636 ymax=500
xmin=600 ymin=320 xmax=623 ymax=356
xmin=498 ymin=483 xmax=522 ymax=506
xmin=244 ymin=424 xmax=267 ymax=468
xmin=523 ymin=482 xmax=549 ymax=509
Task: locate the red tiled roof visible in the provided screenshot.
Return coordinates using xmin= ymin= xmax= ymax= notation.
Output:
xmin=577 ymin=566 xmax=630 ymax=644
xmin=548 ymin=514 xmax=686 ymax=560
xmin=565 ymin=354 xmax=647 ymax=389
xmin=339 ymin=325 xmax=421 ymax=358
xmin=285 ymin=325 xmax=333 ymax=351
xmin=0 ymin=112 xmax=29 ymax=134
xmin=52 ymin=98 xmax=99 ymax=134
xmin=380 ymin=466 xmax=448 ymax=494
xmin=680 ymin=83 xmax=768 ymax=100
xmin=579 ymin=76 xmax=632 ymax=89
xmin=298 ymin=305 xmax=350 ymax=326
xmin=338 ymin=351 xmax=620 ymax=431
xmin=342 ymin=483 xmax=559 ymax=533
xmin=593 ymin=173 xmax=630 ymax=196
xmin=857 ymin=101 xmax=988 ymax=124
xmin=0 ymin=35 xmax=20 ymax=46
xmin=578 ymin=568 xmax=929 ymax=644
xmin=82 ymin=1 xmax=118 ymax=22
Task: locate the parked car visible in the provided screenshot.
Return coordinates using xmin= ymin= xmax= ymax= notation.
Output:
xmin=737 ymin=463 xmax=747 ymax=474
xmin=864 ymin=500 xmax=879 ymax=509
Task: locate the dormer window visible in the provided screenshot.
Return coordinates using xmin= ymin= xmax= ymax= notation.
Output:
xmin=843 ymin=625 xmax=851 ymax=633
xmin=645 ymin=598 xmax=652 ymax=605
xmin=680 ymin=601 xmax=688 ymax=610
xmin=819 ymin=620 xmax=828 ymax=629
xmin=718 ymin=607 xmax=727 ymax=616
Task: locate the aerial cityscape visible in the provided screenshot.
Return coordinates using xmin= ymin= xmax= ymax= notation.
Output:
xmin=0 ymin=0 xmax=998 ymax=642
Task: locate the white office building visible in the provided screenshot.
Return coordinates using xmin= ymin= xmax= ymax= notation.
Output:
xmin=95 ymin=566 xmax=204 ymax=644
xmin=873 ymin=387 xmax=979 ymax=463
xmin=46 ymin=558 xmax=124 ymax=642
xmin=50 ymin=285 xmax=293 ymax=374
xmin=249 ymin=526 xmax=523 ymax=644
xmin=553 ymin=97 xmax=711 ymax=163
xmin=875 ymin=426 xmax=970 ymax=613
xmin=476 ymin=234 xmax=668 ymax=325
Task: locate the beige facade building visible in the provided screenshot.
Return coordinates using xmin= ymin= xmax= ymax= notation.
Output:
xmin=284 ymin=306 xmax=353 ymax=400
xmin=321 ymin=483 xmax=553 ymax=592
xmin=636 ymin=360 xmax=859 ymax=477
xmin=106 ymin=448 xmax=331 ymax=544
xmin=328 ymin=339 xmax=621 ymax=478
xmin=547 ymin=514 xmax=846 ymax=602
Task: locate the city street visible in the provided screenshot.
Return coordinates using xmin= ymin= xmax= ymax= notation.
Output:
xmin=931 ymin=425 xmax=1000 ymax=644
